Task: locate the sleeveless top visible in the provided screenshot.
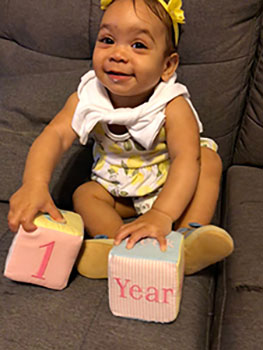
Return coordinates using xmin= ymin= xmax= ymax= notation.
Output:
xmin=72 ymin=70 xmax=202 ymax=197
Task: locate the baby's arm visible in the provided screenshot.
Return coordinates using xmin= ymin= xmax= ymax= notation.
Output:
xmin=115 ymin=96 xmax=201 ymax=250
xmin=152 ymin=96 xmax=201 ymax=222
xmin=8 ymin=92 xmax=79 ymax=232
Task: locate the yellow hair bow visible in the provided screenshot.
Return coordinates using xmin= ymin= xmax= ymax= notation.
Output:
xmin=100 ymin=0 xmax=185 ymax=46
xmin=100 ymin=0 xmax=112 ymax=10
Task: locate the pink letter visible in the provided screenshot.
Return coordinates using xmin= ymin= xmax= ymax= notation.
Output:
xmin=129 ymin=284 xmax=143 ymax=300
xmin=114 ymin=278 xmax=130 ymax=298
xmin=32 ymin=241 xmax=55 ymax=280
xmin=145 ymin=286 xmax=159 ymax=303
xmin=166 ymin=239 xmax=174 ymax=249
xmin=162 ymin=288 xmax=174 ymax=304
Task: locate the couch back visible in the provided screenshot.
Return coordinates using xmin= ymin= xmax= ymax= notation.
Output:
xmin=0 ymin=0 xmax=262 ymax=205
xmin=233 ymin=13 xmax=263 ymax=166
xmin=177 ymin=0 xmax=263 ymax=169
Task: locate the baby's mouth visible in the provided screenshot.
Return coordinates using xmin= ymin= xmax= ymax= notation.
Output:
xmin=107 ymin=70 xmax=129 ymax=76
xmin=106 ymin=71 xmax=133 ymax=81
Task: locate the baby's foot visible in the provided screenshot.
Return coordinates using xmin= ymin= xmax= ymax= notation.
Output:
xmin=76 ymin=236 xmax=114 ymax=279
xmin=180 ymin=224 xmax=234 ymax=275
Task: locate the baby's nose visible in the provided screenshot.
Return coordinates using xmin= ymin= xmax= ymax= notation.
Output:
xmin=109 ymin=46 xmax=128 ymax=63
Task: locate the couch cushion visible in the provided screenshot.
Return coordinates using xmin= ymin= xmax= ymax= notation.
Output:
xmin=217 ymin=290 xmax=263 ymax=350
xmin=234 ymin=15 xmax=263 ymax=166
xmin=0 ymin=0 xmax=102 ymax=58
xmin=0 ymin=39 xmax=91 ymax=77
xmin=0 ymin=69 xmax=94 ymax=203
xmin=0 ymin=0 xmax=102 ymax=203
xmin=80 ymin=272 xmax=216 ymax=350
xmin=212 ymin=166 xmax=263 ymax=349
xmin=224 ymin=166 xmax=263 ymax=286
xmin=0 ymin=270 xmax=216 ymax=349
xmin=0 ymin=202 xmax=9 ymax=239
xmin=0 ymin=200 xmax=217 ymax=350
xmin=177 ymin=0 xmax=262 ymax=169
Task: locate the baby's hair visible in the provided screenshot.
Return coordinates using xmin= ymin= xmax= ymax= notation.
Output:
xmin=136 ymin=0 xmax=178 ymax=55
xmin=105 ymin=0 xmax=179 ymax=55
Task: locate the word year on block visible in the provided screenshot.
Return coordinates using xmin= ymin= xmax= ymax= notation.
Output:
xmin=4 ymin=210 xmax=84 ymax=290
xmin=108 ymin=231 xmax=184 ymax=323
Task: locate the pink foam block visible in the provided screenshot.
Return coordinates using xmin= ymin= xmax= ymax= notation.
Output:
xmin=108 ymin=231 xmax=184 ymax=323
xmin=4 ymin=211 xmax=84 ymax=290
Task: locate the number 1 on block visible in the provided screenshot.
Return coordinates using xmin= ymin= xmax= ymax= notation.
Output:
xmin=32 ymin=241 xmax=55 ymax=280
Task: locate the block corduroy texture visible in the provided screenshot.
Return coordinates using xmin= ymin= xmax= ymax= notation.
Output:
xmin=4 ymin=211 xmax=84 ymax=290
xmin=108 ymin=232 xmax=184 ymax=323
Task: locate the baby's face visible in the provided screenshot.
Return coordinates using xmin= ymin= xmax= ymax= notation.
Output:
xmin=93 ymin=0 xmax=177 ymax=108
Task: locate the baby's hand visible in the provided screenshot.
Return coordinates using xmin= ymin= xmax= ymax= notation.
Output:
xmin=8 ymin=182 xmax=64 ymax=233
xmin=114 ymin=208 xmax=173 ymax=251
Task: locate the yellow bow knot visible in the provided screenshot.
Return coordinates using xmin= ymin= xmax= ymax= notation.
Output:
xmin=158 ymin=0 xmax=185 ymax=45
xmin=100 ymin=0 xmax=185 ymax=45
xmin=101 ymin=0 xmax=112 ymax=10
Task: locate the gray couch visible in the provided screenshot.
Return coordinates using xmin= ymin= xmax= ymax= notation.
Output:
xmin=1 ymin=0 xmax=262 ymax=349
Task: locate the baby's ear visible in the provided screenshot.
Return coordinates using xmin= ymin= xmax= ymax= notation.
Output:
xmin=161 ymin=53 xmax=179 ymax=82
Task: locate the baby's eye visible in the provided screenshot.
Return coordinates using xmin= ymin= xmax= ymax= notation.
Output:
xmin=132 ymin=42 xmax=147 ymax=49
xmin=99 ymin=37 xmax=114 ymax=45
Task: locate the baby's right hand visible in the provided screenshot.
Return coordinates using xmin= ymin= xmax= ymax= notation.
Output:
xmin=8 ymin=182 xmax=64 ymax=233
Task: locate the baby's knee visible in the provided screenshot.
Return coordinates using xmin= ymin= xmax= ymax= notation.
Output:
xmin=200 ymin=147 xmax=223 ymax=178
xmin=72 ymin=181 xmax=114 ymax=207
xmin=73 ymin=182 xmax=92 ymax=203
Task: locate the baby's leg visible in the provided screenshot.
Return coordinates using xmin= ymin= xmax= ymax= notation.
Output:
xmin=177 ymin=147 xmax=234 ymax=275
xmin=73 ymin=181 xmax=136 ymax=238
xmin=178 ymin=147 xmax=222 ymax=227
xmin=72 ymin=181 xmax=136 ymax=278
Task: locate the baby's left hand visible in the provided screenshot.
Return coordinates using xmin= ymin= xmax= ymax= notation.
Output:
xmin=114 ymin=209 xmax=173 ymax=251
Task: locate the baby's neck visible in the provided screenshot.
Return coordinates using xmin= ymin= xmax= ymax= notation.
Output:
xmin=107 ymin=88 xmax=154 ymax=109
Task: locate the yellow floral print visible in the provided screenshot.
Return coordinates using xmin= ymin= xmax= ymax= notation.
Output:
xmin=94 ymin=157 xmax=106 ymax=171
xmin=108 ymin=164 xmax=120 ymax=174
xmin=126 ymin=155 xmax=145 ymax=168
xmin=131 ymin=172 xmax=145 ymax=185
xmin=137 ymin=185 xmax=154 ymax=196
xmin=108 ymin=143 xmax=123 ymax=154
